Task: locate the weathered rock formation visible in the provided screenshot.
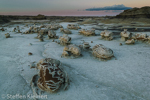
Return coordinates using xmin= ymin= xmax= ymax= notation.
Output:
xmin=116 ymin=6 xmax=150 ymax=18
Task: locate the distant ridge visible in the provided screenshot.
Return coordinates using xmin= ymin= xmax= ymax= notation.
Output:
xmin=116 ymin=6 xmax=150 ymax=18
xmin=0 ymin=16 xmax=10 ymax=24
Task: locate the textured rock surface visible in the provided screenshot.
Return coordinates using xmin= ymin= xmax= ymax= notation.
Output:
xmin=48 ymin=30 xmax=57 ymax=39
xmin=62 ymin=44 xmax=81 ymax=57
xmin=79 ymin=29 xmax=95 ymax=36
xmin=5 ymin=33 xmax=10 ymax=38
xmin=100 ymin=30 xmax=113 ymax=40
xmin=31 ymin=58 xmax=69 ymax=93
xmin=59 ymin=34 xmax=71 ymax=45
xmin=67 ymin=24 xmax=81 ymax=30
xmin=92 ymin=44 xmax=114 ymax=59
xmin=116 ymin=6 xmax=150 ymax=18
xmin=125 ymin=39 xmax=135 ymax=44
xmin=120 ymin=29 xmax=132 ymax=41
xmin=132 ymin=33 xmax=147 ymax=41
xmin=60 ymin=28 xmax=72 ymax=34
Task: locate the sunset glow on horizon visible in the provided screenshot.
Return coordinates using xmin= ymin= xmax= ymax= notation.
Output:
xmin=0 ymin=10 xmax=123 ymax=16
xmin=0 ymin=0 xmax=150 ymax=16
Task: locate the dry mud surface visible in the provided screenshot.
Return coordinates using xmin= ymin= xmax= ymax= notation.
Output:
xmin=0 ymin=20 xmax=150 ymax=100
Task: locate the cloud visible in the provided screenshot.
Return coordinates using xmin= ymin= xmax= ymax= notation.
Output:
xmin=85 ymin=4 xmax=132 ymax=11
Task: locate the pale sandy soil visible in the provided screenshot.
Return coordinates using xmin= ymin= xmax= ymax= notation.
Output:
xmin=0 ymin=21 xmax=150 ymax=100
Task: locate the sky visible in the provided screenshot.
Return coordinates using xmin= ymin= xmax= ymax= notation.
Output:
xmin=0 ymin=0 xmax=150 ymax=16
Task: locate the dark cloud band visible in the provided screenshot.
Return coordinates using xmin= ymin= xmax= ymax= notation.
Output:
xmin=85 ymin=4 xmax=132 ymax=11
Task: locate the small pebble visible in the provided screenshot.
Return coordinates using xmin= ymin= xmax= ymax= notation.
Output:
xmin=120 ymin=43 xmax=122 ymax=46
xmin=91 ymin=41 xmax=93 ymax=43
xmin=5 ymin=33 xmax=10 ymax=38
xmin=1 ymin=28 xmax=5 ymax=31
xmin=28 ymin=52 xmax=32 ymax=55
xmin=18 ymin=30 xmax=21 ymax=33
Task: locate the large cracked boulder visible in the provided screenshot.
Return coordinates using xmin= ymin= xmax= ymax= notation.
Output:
xmin=120 ymin=29 xmax=132 ymax=41
xmin=67 ymin=24 xmax=81 ymax=30
xmin=60 ymin=28 xmax=72 ymax=34
xmin=92 ymin=44 xmax=114 ymax=60
xmin=38 ymin=28 xmax=50 ymax=35
xmin=125 ymin=39 xmax=135 ymax=44
xmin=24 ymin=26 xmax=41 ymax=34
xmin=24 ymin=29 xmax=33 ymax=34
xmin=48 ymin=30 xmax=58 ymax=39
xmin=132 ymin=33 xmax=147 ymax=41
xmin=49 ymin=25 xmax=59 ymax=30
xmin=33 ymin=27 xmax=41 ymax=33
xmin=100 ymin=30 xmax=113 ymax=40
xmin=79 ymin=29 xmax=95 ymax=36
xmin=37 ymin=34 xmax=44 ymax=41
xmin=59 ymin=34 xmax=71 ymax=45
xmin=46 ymin=24 xmax=63 ymax=30
xmin=62 ymin=44 xmax=81 ymax=57
xmin=30 ymin=58 xmax=69 ymax=94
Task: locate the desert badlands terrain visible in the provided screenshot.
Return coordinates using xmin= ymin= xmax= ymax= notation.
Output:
xmin=0 ymin=17 xmax=150 ymax=100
